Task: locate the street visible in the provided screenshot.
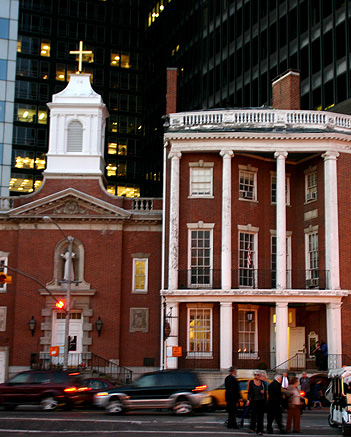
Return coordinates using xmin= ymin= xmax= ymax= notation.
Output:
xmin=0 ymin=407 xmax=342 ymax=436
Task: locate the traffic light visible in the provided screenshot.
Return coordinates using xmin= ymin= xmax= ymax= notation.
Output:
xmin=55 ymin=299 xmax=65 ymax=309
xmin=0 ymin=273 xmax=12 ymax=284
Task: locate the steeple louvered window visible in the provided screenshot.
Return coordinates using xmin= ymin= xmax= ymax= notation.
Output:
xmin=67 ymin=120 xmax=83 ymax=152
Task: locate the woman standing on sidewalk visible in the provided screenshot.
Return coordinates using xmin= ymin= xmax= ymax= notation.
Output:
xmin=246 ymin=370 xmax=267 ymax=435
xmin=285 ymin=376 xmax=303 ymax=433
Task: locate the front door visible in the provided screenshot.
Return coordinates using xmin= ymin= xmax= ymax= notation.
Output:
xmin=289 ymin=326 xmax=306 ymax=369
xmin=52 ymin=312 xmax=83 ymax=366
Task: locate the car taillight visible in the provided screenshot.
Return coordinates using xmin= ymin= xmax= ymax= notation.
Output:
xmin=64 ymin=387 xmax=78 ymax=393
xmin=78 ymin=386 xmax=90 ymax=392
xmin=300 ymin=390 xmax=305 ymax=397
xmin=193 ymin=385 xmax=207 ymax=392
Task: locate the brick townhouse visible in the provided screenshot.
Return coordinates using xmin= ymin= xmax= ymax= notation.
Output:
xmin=162 ymin=69 xmax=351 ymax=377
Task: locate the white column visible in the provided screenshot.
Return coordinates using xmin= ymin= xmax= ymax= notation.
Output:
xmin=326 ymin=302 xmax=342 ymax=369
xmin=274 ymin=152 xmax=288 ymax=290
xmin=220 ymin=150 xmax=234 ymax=290
xmin=165 ymin=301 xmax=179 ymax=369
xmin=275 ymin=302 xmax=289 ymax=369
xmin=168 ymin=152 xmax=182 ymax=290
xmin=322 ymin=151 xmax=340 ymax=290
xmin=220 ymin=302 xmax=233 ymax=369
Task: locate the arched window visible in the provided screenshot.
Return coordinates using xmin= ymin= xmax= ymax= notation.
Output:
xmin=67 ymin=120 xmax=83 ymax=152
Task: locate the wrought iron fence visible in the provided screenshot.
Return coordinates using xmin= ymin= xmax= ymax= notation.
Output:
xmin=37 ymin=353 xmax=133 ymax=384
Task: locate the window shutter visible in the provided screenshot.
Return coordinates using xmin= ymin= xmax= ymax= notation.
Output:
xmin=67 ymin=121 xmax=83 ymax=152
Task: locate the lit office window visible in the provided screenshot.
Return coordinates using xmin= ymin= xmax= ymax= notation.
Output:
xmin=40 ymin=40 xmax=51 ymax=57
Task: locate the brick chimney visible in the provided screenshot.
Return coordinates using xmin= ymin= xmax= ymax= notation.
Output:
xmin=166 ymin=68 xmax=177 ymax=114
xmin=272 ymin=69 xmax=301 ymax=110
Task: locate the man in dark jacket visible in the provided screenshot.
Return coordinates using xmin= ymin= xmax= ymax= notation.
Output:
xmin=225 ymin=366 xmax=241 ymax=429
xmin=267 ymin=374 xmax=287 ymax=434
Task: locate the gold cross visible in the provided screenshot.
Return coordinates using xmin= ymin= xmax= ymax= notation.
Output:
xmin=69 ymin=41 xmax=92 ymax=74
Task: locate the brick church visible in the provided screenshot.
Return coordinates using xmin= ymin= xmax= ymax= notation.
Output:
xmin=0 ymin=70 xmax=351 ymax=384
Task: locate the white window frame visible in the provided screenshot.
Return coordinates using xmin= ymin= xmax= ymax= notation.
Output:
xmin=238 ymin=307 xmax=258 ymax=359
xmin=239 ymin=165 xmax=258 ymax=201
xmin=270 ymin=231 xmax=292 ymax=288
xmin=187 ymin=304 xmax=213 ymax=358
xmin=132 ymin=258 xmax=148 ymax=293
xmin=0 ymin=254 xmax=9 ymax=292
xmin=189 ymin=162 xmax=214 ymax=198
xmin=305 ymin=226 xmax=319 ymax=288
xmin=187 ymin=222 xmax=214 ymax=288
xmin=270 ymin=172 xmax=291 ymax=206
xmin=238 ymin=226 xmax=259 ymax=288
xmin=305 ymin=167 xmax=317 ymax=202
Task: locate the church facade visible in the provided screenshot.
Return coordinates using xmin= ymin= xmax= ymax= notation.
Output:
xmin=0 ymin=74 xmax=162 ymax=382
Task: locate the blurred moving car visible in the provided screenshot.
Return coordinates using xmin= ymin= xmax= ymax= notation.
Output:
xmin=81 ymin=377 xmax=118 ymax=406
xmin=0 ymin=370 xmax=88 ymax=411
xmin=327 ymin=366 xmax=351 ymax=435
xmin=94 ymin=369 xmax=209 ymax=415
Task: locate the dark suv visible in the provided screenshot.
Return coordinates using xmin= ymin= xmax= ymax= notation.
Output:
xmin=0 ymin=370 xmax=88 ymax=411
xmin=93 ymin=369 xmax=209 ymax=415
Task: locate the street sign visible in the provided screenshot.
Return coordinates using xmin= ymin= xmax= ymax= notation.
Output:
xmin=49 ymin=346 xmax=59 ymax=357
xmin=172 ymin=346 xmax=182 ymax=357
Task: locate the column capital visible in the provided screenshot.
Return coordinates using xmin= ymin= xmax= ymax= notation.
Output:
xmin=168 ymin=151 xmax=182 ymax=160
xmin=276 ymin=301 xmax=289 ymax=308
xmin=274 ymin=151 xmax=288 ymax=159
xmin=220 ymin=301 xmax=233 ymax=308
xmin=326 ymin=301 xmax=342 ymax=310
xmin=322 ymin=151 xmax=339 ymax=161
xmin=220 ymin=150 xmax=234 ymax=158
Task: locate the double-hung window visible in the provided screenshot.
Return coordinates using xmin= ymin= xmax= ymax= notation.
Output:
xmin=188 ymin=223 xmax=214 ymax=287
xmin=305 ymin=228 xmax=319 ymax=287
xmin=305 ymin=168 xmax=317 ymax=202
xmin=238 ymin=308 xmax=258 ymax=358
xmin=238 ymin=229 xmax=257 ymax=287
xmin=189 ymin=163 xmax=214 ymax=197
xmin=239 ymin=165 xmax=257 ymax=201
xmin=187 ymin=305 xmax=212 ymax=357
xmin=271 ymin=173 xmax=291 ymax=205
xmin=132 ymin=258 xmax=148 ymax=293
xmin=271 ymin=233 xmax=292 ymax=288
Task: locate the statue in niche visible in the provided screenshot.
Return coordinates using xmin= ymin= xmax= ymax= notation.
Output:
xmin=61 ymin=250 xmax=75 ymax=281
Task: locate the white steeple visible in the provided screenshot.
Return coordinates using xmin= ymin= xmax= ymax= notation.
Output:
xmin=44 ymin=74 xmax=109 ymax=177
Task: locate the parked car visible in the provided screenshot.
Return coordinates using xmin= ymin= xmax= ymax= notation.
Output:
xmin=206 ymin=378 xmax=252 ymax=411
xmin=93 ymin=369 xmax=209 ymax=415
xmin=0 ymin=370 xmax=89 ymax=411
xmin=309 ymin=373 xmax=330 ymax=407
xmin=81 ymin=377 xmax=118 ymax=407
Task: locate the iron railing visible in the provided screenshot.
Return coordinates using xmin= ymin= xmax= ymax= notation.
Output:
xmin=37 ymin=353 xmax=133 ymax=384
xmin=175 ymin=269 xmax=328 ymax=290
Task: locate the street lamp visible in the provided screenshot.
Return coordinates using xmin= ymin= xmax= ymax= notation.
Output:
xmin=43 ymin=215 xmax=74 ymax=371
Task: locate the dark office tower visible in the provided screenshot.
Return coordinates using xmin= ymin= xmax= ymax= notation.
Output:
xmin=143 ymin=0 xmax=351 ymax=196
xmin=13 ymin=0 xmax=145 ymax=197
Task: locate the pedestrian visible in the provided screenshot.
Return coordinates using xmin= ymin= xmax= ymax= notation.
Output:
xmin=313 ymin=341 xmax=323 ymax=370
xmin=267 ymin=374 xmax=287 ymax=434
xmin=320 ymin=341 xmax=328 ymax=370
xmin=281 ymin=371 xmax=289 ymax=389
xmin=225 ymin=366 xmax=241 ymax=429
xmin=247 ymin=370 xmax=267 ymax=435
xmin=299 ymin=372 xmax=312 ymax=410
xmin=285 ymin=376 xmax=303 ymax=433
